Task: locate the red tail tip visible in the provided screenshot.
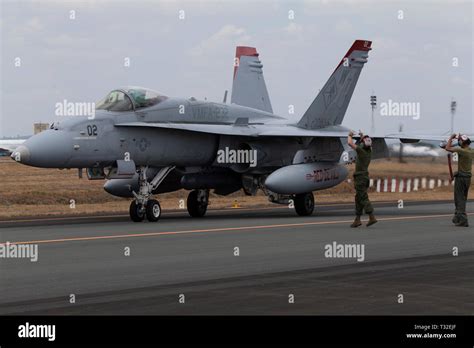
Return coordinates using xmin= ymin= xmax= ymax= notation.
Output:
xmin=234 ymin=46 xmax=259 ymax=79
xmin=235 ymin=46 xmax=259 ymax=59
xmin=351 ymin=40 xmax=372 ymax=52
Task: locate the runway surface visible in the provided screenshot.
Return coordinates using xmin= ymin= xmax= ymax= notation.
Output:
xmin=0 ymin=200 xmax=473 ymax=315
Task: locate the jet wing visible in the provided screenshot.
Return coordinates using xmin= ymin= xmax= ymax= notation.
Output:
xmin=116 ymin=122 xmax=262 ymax=136
xmin=115 ymin=122 xmax=352 ymax=138
xmin=385 ymin=133 xmax=474 ymax=143
xmin=116 ymin=123 xmax=468 ymax=143
xmin=385 ymin=133 xmax=446 ymax=142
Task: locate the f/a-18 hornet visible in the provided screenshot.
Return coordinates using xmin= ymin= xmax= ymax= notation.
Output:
xmin=13 ymin=40 xmax=407 ymax=222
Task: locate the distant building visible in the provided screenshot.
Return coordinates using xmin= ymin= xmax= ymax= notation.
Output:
xmin=34 ymin=123 xmax=49 ymax=134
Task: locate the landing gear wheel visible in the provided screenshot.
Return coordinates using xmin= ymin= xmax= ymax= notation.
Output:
xmin=129 ymin=165 xmax=175 ymax=222
xmin=187 ymin=190 xmax=208 ymax=217
xmin=146 ymin=199 xmax=161 ymax=222
xmin=294 ymin=192 xmax=314 ymax=216
xmin=129 ymin=201 xmax=145 ymax=222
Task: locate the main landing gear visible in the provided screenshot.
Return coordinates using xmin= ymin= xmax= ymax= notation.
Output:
xmin=129 ymin=166 xmax=175 ymax=222
xmin=266 ymin=190 xmax=315 ymax=216
xmin=187 ymin=189 xmax=209 ymax=217
xmin=293 ymin=192 xmax=315 ymax=216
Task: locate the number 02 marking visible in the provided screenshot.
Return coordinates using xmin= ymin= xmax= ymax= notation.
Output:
xmin=87 ymin=125 xmax=98 ymax=136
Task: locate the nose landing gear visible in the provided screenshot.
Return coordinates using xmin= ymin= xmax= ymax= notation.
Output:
xmin=129 ymin=166 xmax=174 ymax=222
xmin=129 ymin=201 xmax=145 ymax=222
xmin=145 ymin=199 xmax=161 ymax=222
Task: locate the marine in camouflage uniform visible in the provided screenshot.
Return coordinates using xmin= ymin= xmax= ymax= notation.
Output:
xmin=445 ymin=134 xmax=473 ymax=227
xmin=347 ymin=131 xmax=377 ymax=227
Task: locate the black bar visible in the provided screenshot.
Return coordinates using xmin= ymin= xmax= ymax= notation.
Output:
xmin=0 ymin=315 xmax=472 ymax=346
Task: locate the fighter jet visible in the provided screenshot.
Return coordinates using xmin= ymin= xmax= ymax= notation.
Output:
xmin=12 ymin=40 xmax=390 ymax=222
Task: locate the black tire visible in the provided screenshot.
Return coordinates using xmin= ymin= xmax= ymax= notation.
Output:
xmin=146 ymin=199 xmax=161 ymax=222
xmin=129 ymin=201 xmax=145 ymax=222
xmin=294 ymin=192 xmax=314 ymax=216
xmin=187 ymin=190 xmax=208 ymax=217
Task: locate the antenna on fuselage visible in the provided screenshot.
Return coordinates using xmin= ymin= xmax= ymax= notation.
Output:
xmin=223 ymin=90 xmax=228 ymax=103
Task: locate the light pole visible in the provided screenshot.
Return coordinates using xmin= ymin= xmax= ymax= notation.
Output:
xmin=370 ymin=95 xmax=377 ymax=135
xmin=450 ymin=99 xmax=457 ymax=134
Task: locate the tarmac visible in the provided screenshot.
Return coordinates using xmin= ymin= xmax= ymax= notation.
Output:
xmin=0 ymin=200 xmax=472 ymax=315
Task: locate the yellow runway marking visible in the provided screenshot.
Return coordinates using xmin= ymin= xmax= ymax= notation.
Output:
xmin=2 ymin=212 xmax=462 ymax=246
xmin=0 ymin=206 xmax=282 ymax=224
xmin=0 ymin=200 xmax=409 ymax=224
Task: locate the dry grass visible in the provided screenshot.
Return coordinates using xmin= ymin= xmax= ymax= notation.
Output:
xmin=0 ymin=156 xmax=465 ymax=219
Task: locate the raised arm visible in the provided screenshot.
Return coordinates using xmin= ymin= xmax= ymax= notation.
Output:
xmin=347 ymin=130 xmax=357 ymax=150
xmin=445 ymin=133 xmax=458 ymax=153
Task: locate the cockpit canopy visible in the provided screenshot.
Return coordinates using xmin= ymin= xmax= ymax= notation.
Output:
xmin=96 ymin=87 xmax=168 ymax=111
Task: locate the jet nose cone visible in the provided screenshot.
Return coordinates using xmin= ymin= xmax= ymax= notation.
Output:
xmin=11 ymin=145 xmax=30 ymax=163
xmin=12 ymin=130 xmax=73 ymax=168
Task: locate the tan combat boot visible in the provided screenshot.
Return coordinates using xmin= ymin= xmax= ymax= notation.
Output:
xmin=367 ymin=213 xmax=378 ymax=226
xmin=350 ymin=216 xmax=362 ymax=228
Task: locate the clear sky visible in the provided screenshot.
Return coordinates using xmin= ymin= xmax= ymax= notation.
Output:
xmin=1 ymin=0 xmax=472 ymax=137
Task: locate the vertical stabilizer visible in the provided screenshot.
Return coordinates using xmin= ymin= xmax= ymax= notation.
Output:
xmin=231 ymin=46 xmax=273 ymax=113
xmin=297 ymin=40 xmax=372 ymax=129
